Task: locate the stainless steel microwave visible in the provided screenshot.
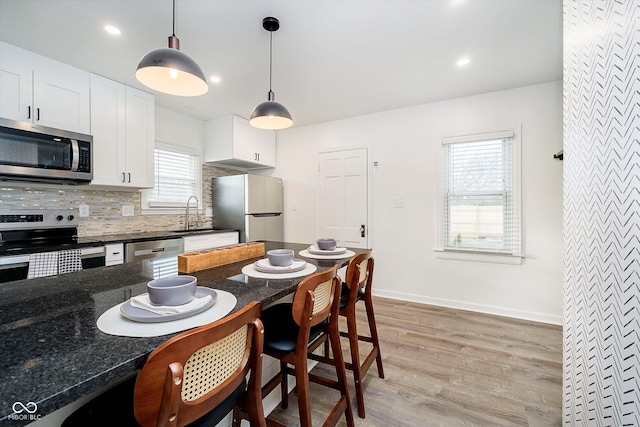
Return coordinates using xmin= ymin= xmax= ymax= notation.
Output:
xmin=0 ymin=118 xmax=93 ymax=184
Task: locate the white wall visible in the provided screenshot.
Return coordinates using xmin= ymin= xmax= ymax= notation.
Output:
xmin=274 ymin=81 xmax=563 ymax=324
xmin=155 ymin=106 xmax=204 ymax=151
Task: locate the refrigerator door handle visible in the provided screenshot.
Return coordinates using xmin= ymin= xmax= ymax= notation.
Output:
xmin=248 ymin=213 xmax=282 ymax=217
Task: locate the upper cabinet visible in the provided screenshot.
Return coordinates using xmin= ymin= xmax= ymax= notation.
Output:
xmin=204 ymin=115 xmax=276 ymax=170
xmin=90 ymin=74 xmax=155 ymax=188
xmin=0 ymin=42 xmax=90 ymax=134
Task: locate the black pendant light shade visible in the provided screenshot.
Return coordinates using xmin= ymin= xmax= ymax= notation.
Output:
xmin=249 ymin=17 xmax=293 ymax=130
xmin=135 ymin=1 xmax=208 ymax=96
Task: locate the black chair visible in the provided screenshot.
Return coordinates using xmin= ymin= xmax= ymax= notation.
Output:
xmin=260 ymin=266 xmax=355 ymax=427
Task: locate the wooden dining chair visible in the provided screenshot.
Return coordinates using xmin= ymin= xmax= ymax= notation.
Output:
xmin=62 ymin=301 xmax=269 ymax=427
xmin=260 ymin=266 xmax=355 ymax=427
xmin=338 ymin=249 xmax=385 ymax=418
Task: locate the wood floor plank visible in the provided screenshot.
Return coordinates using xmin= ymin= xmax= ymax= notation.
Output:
xmin=266 ymin=297 xmax=562 ymax=426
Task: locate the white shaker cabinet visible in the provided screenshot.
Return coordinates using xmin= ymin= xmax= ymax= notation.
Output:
xmin=90 ymin=74 xmax=154 ymax=188
xmin=204 ymin=115 xmax=276 ymax=170
xmin=182 ymin=232 xmax=240 ymax=253
xmin=0 ymin=42 xmax=90 ymax=134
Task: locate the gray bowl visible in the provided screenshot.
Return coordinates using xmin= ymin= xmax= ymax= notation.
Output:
xmin=147 ymin=275 xmax=197 ymax=306
xmin=267 ymin=249 xmax=294 ymax=266
xmin=316 ymin=238 xmax=337 ymax=251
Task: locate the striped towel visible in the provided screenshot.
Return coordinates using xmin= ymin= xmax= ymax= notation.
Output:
xmin=27 ymin=251 xmax=59 ymax=279
xmin=59 ymin=249 xmax=82 ymax=274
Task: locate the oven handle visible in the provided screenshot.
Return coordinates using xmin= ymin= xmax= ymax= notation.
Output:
xmin=0 ymin=246 xmax=106 ymax=268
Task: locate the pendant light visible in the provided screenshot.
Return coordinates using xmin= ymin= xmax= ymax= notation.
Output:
xmin=135 ymin=0 xmax=208 ymax=96
xmin=249 ymin=17 xmax=293 ymax=130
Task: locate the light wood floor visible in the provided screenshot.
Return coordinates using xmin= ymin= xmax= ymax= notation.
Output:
xmin=267 ymin=296 xmax=562 ymax=427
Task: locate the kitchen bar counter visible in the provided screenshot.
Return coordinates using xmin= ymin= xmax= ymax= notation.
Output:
xmin=0 ymin=241 xmax=361 ymax=423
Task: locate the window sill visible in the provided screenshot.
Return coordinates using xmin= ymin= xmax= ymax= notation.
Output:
xmin=434 ymin=248 xmax=524 ymax=265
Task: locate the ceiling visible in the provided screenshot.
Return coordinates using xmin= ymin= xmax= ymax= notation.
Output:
xmin=0 ymin=0 xmax=562 ymax=128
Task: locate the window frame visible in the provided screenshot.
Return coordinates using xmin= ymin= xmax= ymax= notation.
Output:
xmin=141 ymin=142 xmax=202 ymax=215
xmin=434 ymin=126 xmax=523 ymax=265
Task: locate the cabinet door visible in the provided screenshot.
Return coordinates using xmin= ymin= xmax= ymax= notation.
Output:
xmin=125 ymin=87 xmax=154 ymax=188
xmin=33 ymin=71 xmax=90 ymax=134
xmin=253 ymin=127 xmax=276 ymax=167
xmin=0 ymin=63 xmax=32 ymax=122
xmin=90 ymin=75 xmax=126 ymax=186
xmin=232 ymin=116 xmax=258 ymax=163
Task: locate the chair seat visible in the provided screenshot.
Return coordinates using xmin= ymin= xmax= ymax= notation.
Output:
xmin=62 ymin=374 xmax=246 ymax=427
xmin=262 ymin=303 xmax=327 ymax=352
xmin=339 ymin=282 xmax=364 ymax=309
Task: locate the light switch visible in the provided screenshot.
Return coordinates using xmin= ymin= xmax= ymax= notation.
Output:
xmin=393 ymin=198 xmax=405 ymax=208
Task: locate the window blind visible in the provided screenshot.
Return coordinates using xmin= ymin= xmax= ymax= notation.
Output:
xmin=442 ymin=136 xmax=521 ymax=255
xmin=147 ymin=147 xmax=199 ymax=208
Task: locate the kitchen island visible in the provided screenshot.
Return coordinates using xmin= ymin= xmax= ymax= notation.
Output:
xmin=0 ymin=241 xmax=361 ymax=424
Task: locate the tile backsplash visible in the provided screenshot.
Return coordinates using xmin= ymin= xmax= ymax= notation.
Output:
xmin=0 ymin=165 xmax=241 ymax=238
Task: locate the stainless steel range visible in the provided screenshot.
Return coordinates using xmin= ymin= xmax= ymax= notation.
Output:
xmin=0 ymin=209 xmax=105 ymax=283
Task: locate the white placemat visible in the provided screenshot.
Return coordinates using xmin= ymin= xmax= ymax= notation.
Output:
xmin=298 ymin=249 xmax=356 ymax=260
xmin=97 ymin=290 xmax=237 ymax=337
xmin=241 ymin=262 xmax=317 ymax=279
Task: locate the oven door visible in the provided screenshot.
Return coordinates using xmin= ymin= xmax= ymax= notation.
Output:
xmin=0 ymin=246 xmax=106 ymax=284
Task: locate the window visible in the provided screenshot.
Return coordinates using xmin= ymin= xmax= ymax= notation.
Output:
xmin=142 ymin=143 xmax=201 ymax=210
xmin=435 ymin=128 xmax=522 ymax=264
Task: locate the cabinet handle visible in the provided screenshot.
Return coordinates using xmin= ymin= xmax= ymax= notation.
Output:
xmin=36 ymin=108 xmax=40 ymax=121
xmin=128 ymin=173 xmax=131 ymax=183
xmin=27 ymin=106 xmax=31 ymax=119
xmin=360 ymin=224 xmax=366 ymax=238
xmin=122 ymin=172 xmax=126 ymax=183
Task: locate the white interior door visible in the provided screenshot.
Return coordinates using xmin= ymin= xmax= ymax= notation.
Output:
xmin=317 ymin=148 xmax=368 ymax=248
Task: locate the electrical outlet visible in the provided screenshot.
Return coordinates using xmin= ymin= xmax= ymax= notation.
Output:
xmin=122 ymin=205 xmax=134 ymax=217
xmin=79 ymin=204 xmax=90 ymax=217
xmin=393 ymin=198 xmax=405 ymax=208
xmin=205 ymin=208 xmax=213 ymax=217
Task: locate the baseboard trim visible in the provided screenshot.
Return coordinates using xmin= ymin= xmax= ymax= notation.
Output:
xmin=372 ymin=289 xmax=562 ymax=325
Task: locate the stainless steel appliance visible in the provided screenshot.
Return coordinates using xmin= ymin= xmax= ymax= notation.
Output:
xmin=212 ymin=174 xmax=283 ymax=242
xmin=0 ymin=118 xmax=93 ymax=184
xmin=0 ymin=209 xmax=105 ymax=283
xmin=124 ymin=239 xmax=184 ymax=262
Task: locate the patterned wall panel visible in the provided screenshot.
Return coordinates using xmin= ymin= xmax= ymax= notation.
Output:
xmin=563 ymin=0 xmax=640 ymax=425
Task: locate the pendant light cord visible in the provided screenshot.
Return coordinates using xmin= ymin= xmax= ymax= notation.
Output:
xmin=172 ymin=0 xmax=176 ymax=36
xmin=269 ymin=30 xmax=273 ymax=93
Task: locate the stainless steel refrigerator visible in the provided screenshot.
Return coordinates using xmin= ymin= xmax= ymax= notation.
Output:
xmin=212 ymin=174 xmax=283 ymax=242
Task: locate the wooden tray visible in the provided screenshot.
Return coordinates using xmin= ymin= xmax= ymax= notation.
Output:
xmin=178 ymin=242 xmax=265 ymax=273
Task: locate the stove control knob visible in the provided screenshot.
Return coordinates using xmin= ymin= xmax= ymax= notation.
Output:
xmin=67 ymin=215 xmax=75 ymax=221
xmin=56 ymin=215 xmax=64 ymax=221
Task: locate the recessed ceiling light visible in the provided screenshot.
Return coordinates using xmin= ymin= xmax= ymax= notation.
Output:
xmin=104 ymin=25 xmax=121 ymax=35
xmin=457 ymin=57 xmax=471 ymax=67
xmin=209 ymin=76 xmax=221 ymax=83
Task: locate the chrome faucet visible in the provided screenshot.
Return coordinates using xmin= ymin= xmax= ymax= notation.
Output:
xmin=185 ymin=195 xmax=199 ymax=231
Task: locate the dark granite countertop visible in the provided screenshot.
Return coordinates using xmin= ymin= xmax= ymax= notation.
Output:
xmin=0 ymin=241 xmax=361 ymax=423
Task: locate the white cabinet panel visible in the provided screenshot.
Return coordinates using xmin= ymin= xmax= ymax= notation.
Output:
xmin=90 ymin=74 xmax=154 ymax=188
xmin=0 ymin=42 xmax=90 ymax=134
xmin=183 ymin=232 xmax=239 ymax=253
xmin=204 ymin=115 xmax=276 ymax=170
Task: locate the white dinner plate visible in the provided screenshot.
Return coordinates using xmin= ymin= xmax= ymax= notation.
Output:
xmin=307 ymin=245 xmax=347 ymax=255
xmin=254 ymin=258 xmax=307 ymax=273
xmin=120 ymin=287 xmax=217 ymax=323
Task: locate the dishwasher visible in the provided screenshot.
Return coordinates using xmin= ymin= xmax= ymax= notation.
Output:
xmin=124 ymin=238 xmax=184 ymax=262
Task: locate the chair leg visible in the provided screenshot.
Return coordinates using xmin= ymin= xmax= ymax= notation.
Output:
xmin=345 ymin=306 xmax=366 ymax=418
xmin=365 ymin=296 xmax=385 ymax=379
xmin=279 ymin=361 xmax=289 ymax=409
xmin=294 ymin=353 xmax=313 ymax=427
xmin=329 ymin=317 xmax=356 ymax=427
